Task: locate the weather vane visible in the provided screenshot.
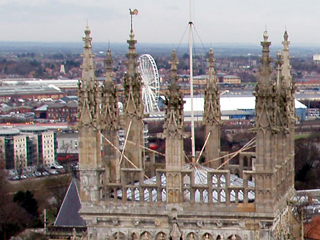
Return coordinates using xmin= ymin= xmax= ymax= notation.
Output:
xmin=129 ymin=8 xmax=138 ymax=31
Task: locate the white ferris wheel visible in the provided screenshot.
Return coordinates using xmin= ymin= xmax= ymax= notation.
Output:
xmin=137 ymin=54 xmax=160 ymax=113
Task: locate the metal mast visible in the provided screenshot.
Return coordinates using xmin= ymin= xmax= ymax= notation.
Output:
xmin=189 ymin=0 xmax=195 ymax=161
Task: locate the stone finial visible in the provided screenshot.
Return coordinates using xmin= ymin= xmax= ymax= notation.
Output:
xmin=83 ymin=25 xmax=92 ymax=49
xmin=276 ymin=50 xmax=283 ymax=87
xmin=208 ymin=48 xmax=216 ymax=81
xmin=100 ymin=48 xmax=119 ymax=132
xmin=263 ymin=30 xmax=269 ymax=42
xmin=203 ymin=48 xmax=221 ymax=127
xmin=284 ymin=30 xmax=289 ymax=42
xmin=84 ymin=25 xmax=91 ymax=36
xmin=258 ymin=30 xmax=272 ymax=89
xmin=78 ymin=25 xmax=99 ymax=128
xmin=104 ymin=49 xmax=114 ymax=82
xmin=105 ymin=49 xmax=113 ymax=69
xmin=169 ymin=50 xmax=179 ymax=83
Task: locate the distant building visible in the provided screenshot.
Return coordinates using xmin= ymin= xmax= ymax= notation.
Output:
xmin=313 ymin=54 xmax=320 ymax=62
xmin=0 ymin=85 xmax=66 ymax=103
xmin=222 ymin=75 xmax=241 ymax=84
xmin=47 ymin=102 xmax=78 ymax=122
xmin=155 ymin=95 xmax=307 ymax=122
xmin=0 ymin=126 xmax=57 ymax=170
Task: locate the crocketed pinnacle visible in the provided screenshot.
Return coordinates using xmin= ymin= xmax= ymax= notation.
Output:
xmin=78 ymin=25 xmax=99 ymax=127
xmin=282 ymin=31 xmax=292 ymax=89
xmin=169 ymin=50 xmax=179 ymax=85
xmin=203 ymin=48 xmax=221 ymax=126
xmin=275 ymin=50 xmax=283 ymax=90
xmin=163 ymin=50 xmax=184 ymax=138
xmin=208 ymin=49 xmax=216 ymax=84
xmin=83 ymin=25 xmax=92 ymax=49
xmin=259 ymin=31 xmax=272 ymax=89
xmin=101 ymin=48 xmax=119 ymax=132
xmin=126 ymin=30 xmax=138 ymax=78
xmin=105 ymin=49 xmax=113 ymax=82
xmin=81 ymin=25 xmax=95 ymax=83
xmin=123 ymin=27 xmax=143 ymax=119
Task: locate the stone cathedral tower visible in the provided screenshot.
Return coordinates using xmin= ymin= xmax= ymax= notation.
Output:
xmin=250 ymin=31 xmax=295 ymax=239
xmin=77 ymin=26 xmax=297 ymax=239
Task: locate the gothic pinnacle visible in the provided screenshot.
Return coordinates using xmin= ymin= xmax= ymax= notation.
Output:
xmin=81 ymin=25 xmax=95 ymax=85
xmin=208 ymin=48 xmax=216 ymax=83
xmin=126 ymin=26 xmax=138 ymax=78
xmin=105 ymin=49 xmax=113 ymax=82
xmin=275 ymin=50 xmax=283 ymax=89
xmin=83 ymin=25 xmax=92 ymax=49
xmin=263 ymin=30 xmax=268 ymax=42
xmin=282 ymin=30 xmax=290 ymax=51
xmin=169 ymin=50 xmax=179 ymax=84
xmin=259 ymin=31 xmax=272 ymax=88
xmin=282 ymin=30 xmax=291 ymax=88
xmin=284 ymin=30 xmax=289 ymax=42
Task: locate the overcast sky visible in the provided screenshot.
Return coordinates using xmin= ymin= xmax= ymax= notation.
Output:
xmin=0 ymin=0 xmax=319 ymax=46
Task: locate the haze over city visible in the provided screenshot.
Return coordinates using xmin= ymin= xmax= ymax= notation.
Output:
xmin=0 ymin=0 xmax=319 ymax=45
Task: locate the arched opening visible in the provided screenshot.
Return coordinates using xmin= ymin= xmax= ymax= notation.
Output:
xmin=113 ymin=232 xmax=126 ymax=240
xmin=186 ymin=232 xmax=197 ymax=240
xmin=227 ymin=234 xmax=242 ymax=240
xmin=156 ymin=232 xmax=167 ymax=240
xmin=140 ymin=231 xmax=152 ymax=240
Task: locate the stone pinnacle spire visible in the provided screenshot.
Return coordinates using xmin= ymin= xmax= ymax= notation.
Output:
xmin=126 ymin=28 xmax=138 ymax=79
xmin=203 ymin=49 xmax=221 ymax=126
xmin=100 ymin=48 xmax=120 ymax=183
xmin=282 ymin=30 xmax=292 ymax=89
xmin=77 ymin=26 xmax=102 ymax=203
xmin=123 ymin=24 xmax=143 ymax=118
xmin=258 ymin=31 xmax=273 ymax=89
xmin=163 ymin=50 xmax=185 ymax=204
xmin=122 ymin=16 xmax=144 ymax=170
xmin=279 ymin=31 xmax=295 ymax=126
xmin=275 ymin=50 xmax=283 ymax=90
xmin=281 ymin=30 xmax=295 ymax=197
xmin=253 ymin=31 xmax=278 ymax=172
xmin=78 ymin=25 xmax=100 ymax=128
xmin=203 ymin=49 xmax=221 ymax=168
xmin=163 ymin=50 xmax=184 ymax=138
xmin=105 ymin=49 xmax=113 ymax=82
xmin=100 ymin=49 xmax=119 ymax=132
xmin=208 ymin=49 xmax=216 ymax=83
xmin=169 ymin=49 xmax=179 ymax=85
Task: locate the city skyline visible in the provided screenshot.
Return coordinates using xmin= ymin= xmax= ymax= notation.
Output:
xmin=0 ymin=0 xmax=319 ymax=46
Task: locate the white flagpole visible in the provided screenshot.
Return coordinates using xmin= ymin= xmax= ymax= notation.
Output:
xmin=189 ymin=0 xmax=196 ymax=162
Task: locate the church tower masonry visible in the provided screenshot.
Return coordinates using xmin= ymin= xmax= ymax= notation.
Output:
xmin=203 ymin=49 xmax=221 ymax=168
xmin=100 ymin=49 xmax=120 ymax=183
xmin=253 ymin=31 xmax=278 ymax=212
xmin=253 ymin=31 xmax=295 ymax=214
xmin=281 ymin=31 xmax=295 ymax=193
xmin=163 ymin=50 xmax=185 ymax=204
xmin=77 ymin=26 xmax=103 ymax=203
xmin=122 ymin=28 xmax=144 ymax=170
